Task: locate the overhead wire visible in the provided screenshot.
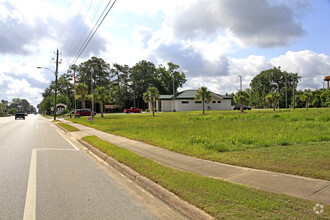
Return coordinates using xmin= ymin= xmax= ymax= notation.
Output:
xmin=69 ymin=0 xmax=113 ymax=65
xmin=70 ymin=0 xmax=117 ymax=66
xmin=66 ymin=0 xmax=105 ymax=58
xmin=65 ymin=0 xmax=95 ymax=57
xmin=56 ymin=0 xmax=73 ymax=49
xmin=61 ymin=0 xmax=87 ymax=54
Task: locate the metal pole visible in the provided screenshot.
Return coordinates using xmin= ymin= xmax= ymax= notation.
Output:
xmin=292 ymin=76 xmax=295 ymax=110
xmin=238 ymin=75 xmax=242 ymax=91
xmin=74 ymin=69 xmax=76 ymax=111
xmin=285 ymin=73 xmax=287 ymax=110
xmin=91 ymin=67 xmax=94 ymax=118
xmin=173 ymin=74 xmax=175 ymax=112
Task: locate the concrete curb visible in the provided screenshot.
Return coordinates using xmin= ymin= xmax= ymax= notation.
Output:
xmin=78 ymin=139 xmax=214 ymax=220
xmin=54 ymin=122 xmax=69 ymax=133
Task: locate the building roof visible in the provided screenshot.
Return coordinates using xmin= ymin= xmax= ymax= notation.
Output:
xmin=159 ymin=90 xmax=232 ymax=100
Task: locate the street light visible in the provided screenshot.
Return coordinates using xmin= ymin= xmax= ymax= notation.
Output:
xmin=37 ymin=66 xmax=58 ymax=120
xmin=238 ymin=75 xmax=242 ymax=91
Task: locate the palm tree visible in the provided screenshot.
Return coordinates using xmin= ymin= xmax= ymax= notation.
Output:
xmin=195 ymin=87 xmax=212 ymax=115
xmin=143 ymin=87 xmax=159 ymax=116
xmin=94 ymin=87 xmax=111 ymax=117
xmin=75 ymin=83 xmax=88 ymax=109
xmin=234 ymin=90 xmax=250 ymax=112
xmin=300 ymin=92 xmax=313 ymax=109
xmin=265 ymin=92 xmax=280 ymax=111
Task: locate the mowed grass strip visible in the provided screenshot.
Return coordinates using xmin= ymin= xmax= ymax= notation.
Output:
xmin=57 ymin=123 xmax=80 ymax=132
xmin=69 ymin=109 xmax=330 ymax=180
xmin=82 ymin=135 xmax=329 ymax=219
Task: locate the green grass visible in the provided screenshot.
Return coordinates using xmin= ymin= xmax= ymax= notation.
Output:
xmin=82 ymin=135 xmax=329 ymax=219
xmin=69 ymin=108 xmax=330 ymax=180
xmin=57 ymin=122 xmax=80 ymax=132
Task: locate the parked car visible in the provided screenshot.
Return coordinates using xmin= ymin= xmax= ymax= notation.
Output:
xmin=124 ymin=107 xmax=142 ymax=113
xmin=15 ymin=112 xmax=25 ymax=120
xmin=74 ymin=109 xmax=96 ymax=116
xmin=233 ymin=105 xmax=251 ymax=110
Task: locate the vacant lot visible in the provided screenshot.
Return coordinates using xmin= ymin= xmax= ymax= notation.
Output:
xmin=83 ymin=135 xmax=329 ymax=219
xmin=69 ymin=108 xmax=330 ymax=180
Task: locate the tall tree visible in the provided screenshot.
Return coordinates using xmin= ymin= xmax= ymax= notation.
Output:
xmin=130 ymin=60 xmax=157 ymax=109
xmin=75 ymin=83 xmax=88 ymax=109
xmin=300 ymin=92 xmax=313 ymax=109
xmin=110 ymin=63 xmax=131 ymax=109
xmin=94 ymin=87 xmax=112 ymax=117
xmin=320 ymin=90 xmax=330 ymax=106
xmin=76 ymin=57 xmax=111 ymax=94
xmin=266 ymin=92 xmax=280 ymax=111
xmin=195 ymin=87 xmax=212 ymax=115
xmin=250 ymin=67 xmax=300 ymax=108
xmin=143 ymin=87 xmax=159 ymax=116
xmin=234 ymin=90 xmax=250 ymax=113
xmin=155 ymin=62 xmax=187 ymax=95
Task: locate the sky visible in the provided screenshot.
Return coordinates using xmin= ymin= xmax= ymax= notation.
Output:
xmin=1 ymin=0 xmax=330 ymax=108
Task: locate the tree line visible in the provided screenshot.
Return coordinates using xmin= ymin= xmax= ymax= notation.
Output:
xmin=233 ymin=67 xmax=330 ymax=111
xmin=0 ymin=98 xmax=36 ymax=116
xmin=38 ymin=57 xmax=187 ymax=114
xmin=37 ymin=56 xmax=329 ymax=115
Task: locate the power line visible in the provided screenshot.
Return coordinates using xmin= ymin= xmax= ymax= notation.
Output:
xmin=65 ymin=0 xmax=95 ymax=57
xmin=70 ymin=0 xmax=117 ymax=65
xmin=70 ymin=0 xmax=113 ymax=64
xmin=56 ymin=0 xmax=73 ymax=48
xmin=66 ymin=0 xmax=105 ymax=57
xmin=61 ymin=0 xmax=88 ymax=52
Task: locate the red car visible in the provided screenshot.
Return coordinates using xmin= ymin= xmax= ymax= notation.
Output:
xmin=124 ymin=107 xmax=142 ymax=113
xmin=74 ymin=109 xmax=96 ymax=116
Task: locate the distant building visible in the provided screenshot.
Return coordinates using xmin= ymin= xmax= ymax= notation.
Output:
xmin=156 ymin=90 xmax=233 ymax=112
xmin=56 ymin=103 xmax=67 ymax=114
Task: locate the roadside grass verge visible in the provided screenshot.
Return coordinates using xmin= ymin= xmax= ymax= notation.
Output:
xmin=205 ymin=141 xmax=330 ymax=180
xmin=69 ymin=108 xmax=330 ymax=180
xmin=82 ymin=135 xmax=329 ymax=219
xmin=57 ymin=123 xmax=80 ymax=132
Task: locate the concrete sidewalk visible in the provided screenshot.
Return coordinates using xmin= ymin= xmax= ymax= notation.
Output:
xmin=61 ymin=120 xmax=329 ymax=205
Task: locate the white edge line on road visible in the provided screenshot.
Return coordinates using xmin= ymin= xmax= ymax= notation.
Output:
xmin=53 ymin=123 xmax=79 ymax=151
xmin=23 ymin=149 xmax=37 ymax=220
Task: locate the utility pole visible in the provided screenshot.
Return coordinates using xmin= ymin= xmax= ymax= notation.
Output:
xmin=54 ymin=48 xmax=59 ymax=120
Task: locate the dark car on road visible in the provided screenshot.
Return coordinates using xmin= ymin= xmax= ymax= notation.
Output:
xmin=15 ymin=112 xmax=25 ymax=120
xmin=233 ymin=105 xmax=251 ymax=110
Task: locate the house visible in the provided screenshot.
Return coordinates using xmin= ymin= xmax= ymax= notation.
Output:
xmin=156 ymin=90 xmax=233 ymax=112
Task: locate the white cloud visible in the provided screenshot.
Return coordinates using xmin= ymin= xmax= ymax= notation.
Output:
xmin=166 ymin=0 xmax=307 ymax=47
xmin=271 ymin=50 xmax=330 ymax=89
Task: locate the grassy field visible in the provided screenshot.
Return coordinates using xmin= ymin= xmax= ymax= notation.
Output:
xmin=82 ymin=135 xmax=329 ymax=219
xmin=69 ymin=108 xmax=330 ymax=180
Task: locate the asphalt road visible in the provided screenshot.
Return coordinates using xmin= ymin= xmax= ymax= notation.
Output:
xmin=0 ymin=115 xmax=184 ymax=220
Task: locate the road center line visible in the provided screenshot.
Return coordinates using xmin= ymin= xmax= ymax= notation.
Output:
xmin=23 ymin=149 xmax=37 ymax=220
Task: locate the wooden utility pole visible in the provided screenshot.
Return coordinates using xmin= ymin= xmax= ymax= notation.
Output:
xmin=54 ymin=48 xmax=59 ymax=120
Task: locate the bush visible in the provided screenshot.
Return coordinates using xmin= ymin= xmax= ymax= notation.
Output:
xmin=8 ymin=108 xmax=17 ymax=115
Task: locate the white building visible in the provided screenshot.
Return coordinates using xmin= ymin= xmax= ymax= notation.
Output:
xmin=156 ymin=90 xmax=233 ymax=112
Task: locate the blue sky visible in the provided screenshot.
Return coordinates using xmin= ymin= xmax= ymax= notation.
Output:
xmin=1 ymin=0 xmax=330 ymax=107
